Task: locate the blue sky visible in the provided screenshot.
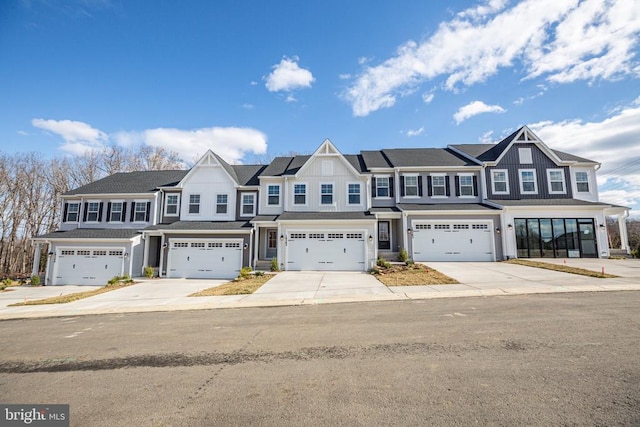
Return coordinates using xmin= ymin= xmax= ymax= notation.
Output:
xmin=1 ymin=0 xmax=639 ymax=213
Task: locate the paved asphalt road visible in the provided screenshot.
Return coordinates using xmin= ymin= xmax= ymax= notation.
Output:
xmin=1 ymin=292 xmax=639 ymax=426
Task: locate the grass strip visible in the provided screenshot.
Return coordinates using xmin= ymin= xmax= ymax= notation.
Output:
xmin=190 ymin=274 xmax=272 ymax=296
xmin=375 ymin=264 xmax=459 ymax=286
xmin=506 ymin=259 xmax=618 ymax=278
xmin=9 ymin=282 xmax=135 ymax=306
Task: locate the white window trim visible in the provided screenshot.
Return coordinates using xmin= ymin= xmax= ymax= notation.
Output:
xmin=187 ymin=194 xmax=201 ymax=215
xmin=240 ymin=192 xmax=256 ymax=217
xmin=85 ymin=200 xmax=101 ymax=223
xmin=491 ymin=169 xmax=509 ymax=195
xmin=519 ymin=169 xmax=538 ymax=194
xmin=430 ymin=173 xmax=447 ymax=198
xmin=375 ymin=175 xmax=391 ymax=199
xmin=457 ymin=173 xmax=475 ymax=198
xmin=216 ymin=193 xmax=228 ymax=215
xmin=65 ymin=202 xmax=80 ymax=223
xmin=292 ymin=182 xmax=308 ymax=207
xmin=547 ymin=169 xmax=566 ymax=194
xmin=164 ymin=194 xmax=180 ymax=217
xmin=109 ymin=200 xmax=125 ymax=223
xmin=266 ymin=184 xmax=282 ymax=207
xmin=575 ymin=171 xmax=591 ymax=193
xmin=132 ymin=200 xmax=149 ymax=223
xmin=346 ymin=182 xmax=362 ymax=206
xmin=320 ymin=182 xmax=334 ymax=205
xmin=403 ymin=174 xmax=419 ymax=198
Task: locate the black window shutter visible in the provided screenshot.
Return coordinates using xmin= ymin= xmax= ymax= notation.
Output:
xmin=389 ymin=177 xmax=394 ymax=197
xmin=455 ymin=176 xmax=460 ymax=197
xmin=400 ymin=176 xmax=405 ymax=197
xmin=106 ymin=202 xmax=112 ymax=222
xmin=445 ymin=176 xmax=451 ymax=197
xmin=122 ymin=202 xmax=127 ymax=222
xmin=130 ymin=202 xmax=135 ymax=222
xmin=472 ymin=176 xmax=478 ymax=196
xmin=83 ymin=202 xmax=88 ymax=222
xmin=145 ymin=202 xmax=151 ymax=222
xmin=418 ymin=176 xmax=423 ymax=197
xmin=427 ymin=176 xmax=433 ymax=197
xmin=97 ymin=202 xmax=103 ymax=222
xmin=371 ymin=179 xmax=376 ymax=197
xmin=63 ymin=203 xmax=69 ymax=222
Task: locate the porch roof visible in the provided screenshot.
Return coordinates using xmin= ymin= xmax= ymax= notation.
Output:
xmin=398 ymin=203 xmax=500 ymax=211
xmin=35 ymin=228 xmax=141 ymax=240
xmin=144 ymin=221 xmax=253 ymax=231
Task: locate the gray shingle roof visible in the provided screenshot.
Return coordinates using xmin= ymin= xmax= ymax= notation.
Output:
xmin=233 ymin=164 xmax=267 ymax=186
xmin=381 ymin=148 xmax=477 ymax=167
xmin=36 ymin=228 xmax=141 ymax=240
xmin=398 ymin=203 xmax=500 ymax=211
xmin=360 ymin=150 xmax=392 ymax=168
xmin=145 ymin=221 xmax=253 ymax=231
xmin=551 ymin=150 xmax=597 ymax=163
xmin=64 ymin=170 xmax=188 ymax=195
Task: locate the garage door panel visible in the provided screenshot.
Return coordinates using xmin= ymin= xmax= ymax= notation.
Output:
xmin=54 ymin=248 xmax=124 ymax=285
xmin=412 ymin=222 xmax=494 ymax=262
xmin=286 ymin=231 xmax=366 ymax=271
xmin=168 ymin=240 xmax=242 ymax=279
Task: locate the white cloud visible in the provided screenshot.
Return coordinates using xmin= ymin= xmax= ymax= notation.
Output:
xmin=529 ymin=101 xmax=640 ymax=210
xmin=31 ymin=118 xmax=108 ymax=154
xmin=406 ymin=127 xmax=425 ymax=137
xmin=33 ymin=119 xmax=267 ymax=164
xmin=479 ymin=130 xmax=495 ymax=143
xmin=242 ymin=103 xmax=255 ymax=110
xmin=264 ymin=56 xmax=315 ymax=92
xmin=343 ymin=0 xmax=640 ymax=116
xmin=339 ymin=73 xmax=351 ymax=80
xmin=422 ymin=91 xmax=435 ymax=104
xmin=285 ymin=94 xmax=297 ymax=103
xmin=17 ymin=130 xmax=29 ymax=136
xmin=453 ymin=101 xmax=505 ymax=124
xmin=142 ymin=126 xmax=267 ymax=164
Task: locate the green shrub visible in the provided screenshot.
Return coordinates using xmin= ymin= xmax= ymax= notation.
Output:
xmin=30 ymin=275 xmax=41 ymax=286
xmin=376 ymin=256 xmax=391 ymax=269
xmin=405 ymin=259 xmax=415 ymax=266
xmin=2 ymin=277 xmax=12 ymax=288
xmin=143 ymin=266 xmax=154 ymax=278
xmin=239 ymin=266 xmax=253 ymax=279
xmin=255 ymin=271 xmax=265 ymax=277
xmin=369 ymin=267 xmax=380 ymax=275
xmin=270 ymin=257 xmax=279 ymax=272
xmin=398 ymin=248 xmax=409 ymax=262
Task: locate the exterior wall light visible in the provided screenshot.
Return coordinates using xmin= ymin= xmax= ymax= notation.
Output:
xmin=507 ymin=224 xmax=513 ymax=230
xmin=495 ymin=228 xmax=501 ymax=234
xmin=368 ymin=235 xmax=373 ymax=242
xmin=162 ymin=242 xmax=168 ymax=249
xmin=243 ymin=243 xmax=249 ymax=250
xmin=407 ymin=228 xmax=413 ymax=235
xmin=280 ymin=235 xmax=285 ymax=242
xmin=599 ymin=224 xmax=606 ymax=231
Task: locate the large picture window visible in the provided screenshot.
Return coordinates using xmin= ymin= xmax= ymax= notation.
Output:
xmin=515 ymin=218 xmax=597 ymax=258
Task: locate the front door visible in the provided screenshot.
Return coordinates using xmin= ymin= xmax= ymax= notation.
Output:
xmin=378 ymin=221 xmax=391 ymax=250
xmin=578 ymin=220 xmax=598 ymax=257
xmin=266 ymin=229 xmax=277 ymax=259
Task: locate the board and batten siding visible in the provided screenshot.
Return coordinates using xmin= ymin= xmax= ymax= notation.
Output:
xmin=486 ymin=143 xmax=574 ymax=200
xmin=287 ymin=156 xmax=367 ymax=212
xmin=179 ymin=165 xmax=237 ymax=221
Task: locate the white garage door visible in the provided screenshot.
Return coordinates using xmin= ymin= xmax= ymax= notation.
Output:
xmin=167 ymin=239 xmax=242 ymax=279
xmin=53 ymin=248 xmax=124 ymax=285
xmin=412 ymin=221 xmax=494 ymax=262
xmin=286 ymin=231 xmax=366 ymax=271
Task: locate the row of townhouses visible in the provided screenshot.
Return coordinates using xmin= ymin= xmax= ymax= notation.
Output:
xmin=33 ymin=126 xmax=631 ymax=285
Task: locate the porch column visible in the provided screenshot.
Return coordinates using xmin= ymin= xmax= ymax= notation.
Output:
xmin=142 ymin=233 xmax=150 ymax=274
xmin=32 ymin=243 xmax=41 ymax=276
xmin=618 ymin=213 xmax=630 ymax=253
xmin=159 ymin=235 xmax=166 ymax=277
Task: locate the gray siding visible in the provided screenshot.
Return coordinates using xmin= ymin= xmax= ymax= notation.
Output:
xmin=486 ymin=144 xmax=574 ymax=200
xmin=60 ymin=197 xmax=157 ymax=230
xmin=396 ymin=172 xmax=481 ymax=204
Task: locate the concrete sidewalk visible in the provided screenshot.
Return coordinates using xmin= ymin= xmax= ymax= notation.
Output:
xmin=1 ymin=259 xmax=639 ymax=320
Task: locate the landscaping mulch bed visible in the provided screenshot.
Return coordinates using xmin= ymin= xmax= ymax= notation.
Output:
xmin=9 ymin=282 xmax=135 ymax=306
xmin=190 ymin=274 xmax=272 ymax=296
xmin=373 ymin=263 xmax=459 ymax=286
xmin=506 ymin=259 xmax=618 ymax=278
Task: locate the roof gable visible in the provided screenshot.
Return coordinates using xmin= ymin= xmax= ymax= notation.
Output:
xmin=294 ymin=139 xmax=362 ymax=178
xmin=177 ymin=150 xmax=239 ymax=187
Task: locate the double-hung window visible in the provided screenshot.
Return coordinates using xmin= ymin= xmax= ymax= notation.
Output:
xmin=86 ymin=202 xmax=100 ymax=222
xmin=321 ymin=183 xmax=333 ymax=205
xmin=458 ymin=175 xmax=474 ymax=197
xmin=189 ymin=194 xmax=200 ymax=214
xmin=294 ymin=184 xmax=306 ymax=205
xmin=431 ymin=175 xmax=447 ymax=197
xmin=404 ymin=175 xmax=419 ymax=197
xmin=348 ymin=183 xmax=361 ymax=205
xmin=165 ymin=195 xmax=179 ymax=216
xmin=65 ymin=202 xmax=79 ymax=222
xmin=134 ymin=202 xmax=147 ymax=222
xmin=519 ymin=169 xmax=538 ymax=194
xmin=216 ymin=194 xmax=228 ymax=214
xmin=547 ymin=169 xmax=566 ymax=194
xmin=491 ymin=170 xmax=509 ymax=194
xmin=109 ymin=202 xmax=123 ymax=222
xmin=241 ymin=193 xmax=255 ymax=216
xmin=267 ymin=185 xmax=280 ymax=206
xmin=375 ymin=177 xmax=390 ymax=198
xmin=575 ymin=171 xmax=590 ymax=192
